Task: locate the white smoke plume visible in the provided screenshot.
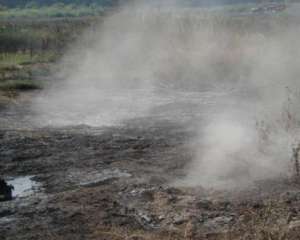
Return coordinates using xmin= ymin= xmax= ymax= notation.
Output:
xmin=31 ymin=2 xmax=300 ymax=189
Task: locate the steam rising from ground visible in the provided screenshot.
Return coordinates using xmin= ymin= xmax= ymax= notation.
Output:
xmin=32 ymin=3 xmax=300 ymax=189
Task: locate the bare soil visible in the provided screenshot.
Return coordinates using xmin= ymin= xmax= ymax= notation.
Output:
xmin=1 ymin=93 xmax=300 ymax=240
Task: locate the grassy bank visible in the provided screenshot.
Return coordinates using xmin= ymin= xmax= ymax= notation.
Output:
xmin=0 ymin=79 xmax=41 ymax=91
xmin=0 ymin=2 xmax=296 ymax=97
xmin=0 ymin=16 xmax=92 ymax=96
xmin=0 ymin=4 xmax=106 ymax=19
xmin=0 ymin=52 xmax=56 ymax=66
xmin=0 ymin=52 xmax=55 ymax=91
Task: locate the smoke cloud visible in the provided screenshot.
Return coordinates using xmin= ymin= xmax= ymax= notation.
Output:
xmin=31 ymin=2 xmax=300 ymax=189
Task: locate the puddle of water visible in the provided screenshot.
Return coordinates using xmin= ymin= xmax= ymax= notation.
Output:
xmin=7 ymin=176 xmax=40 ymax=198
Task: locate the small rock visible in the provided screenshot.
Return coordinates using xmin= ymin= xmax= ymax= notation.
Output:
xmin=173 ymin=215 xmax=186 ymax=225
xmin=138 ymin=212 xmax=151 ymax=223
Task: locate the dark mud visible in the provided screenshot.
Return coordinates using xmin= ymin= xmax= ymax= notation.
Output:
xmin=1 ymin=93 xmax=300 ymax=240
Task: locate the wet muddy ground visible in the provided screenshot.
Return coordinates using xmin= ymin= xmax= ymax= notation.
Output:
xmin=1 ymin=92 xmax=300 ymax=239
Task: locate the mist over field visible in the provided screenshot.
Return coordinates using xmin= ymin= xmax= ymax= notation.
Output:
xmin=5 ymin=2 xmax=300 ymax=239
xmin=31 ymin=2 xmax=300 ymax=189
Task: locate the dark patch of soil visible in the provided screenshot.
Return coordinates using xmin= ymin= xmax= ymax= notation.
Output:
xmin=1 ymin=96 xmax=300 ymax=240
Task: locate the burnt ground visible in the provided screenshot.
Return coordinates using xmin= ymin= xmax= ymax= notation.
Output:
xmin=1 ymin=93 xmax=300 ymax=240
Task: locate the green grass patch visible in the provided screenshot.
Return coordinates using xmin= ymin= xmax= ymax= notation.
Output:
xmin=0 ymin=4 xmax=105 ymax=19
xmin=0 ymin=53 xmax=33 ymax=67
xmin=0 ymin=52 xmax=57 ymax=68
xmin=0 ymin=79 xmax=42 ymax=91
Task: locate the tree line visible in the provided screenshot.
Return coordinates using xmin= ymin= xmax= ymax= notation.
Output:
xmin=0 ymin=0 xmax=121 ymax=8
xmin=0 ymin=0 xmax=285 ymax=8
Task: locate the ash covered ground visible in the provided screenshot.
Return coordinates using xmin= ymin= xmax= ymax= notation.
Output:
xmin=1 ymin=90 xmax=300 ymax=240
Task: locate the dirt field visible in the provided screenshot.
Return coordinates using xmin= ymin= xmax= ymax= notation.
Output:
xmin=0 ymin=91 xmax=300 ymax=240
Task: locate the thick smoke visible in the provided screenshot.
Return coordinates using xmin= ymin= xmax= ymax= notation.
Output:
xmin=183 ymin=20 xmax=300 ymax=189
xmin=32 ymin=2 xmax=300 ymax=189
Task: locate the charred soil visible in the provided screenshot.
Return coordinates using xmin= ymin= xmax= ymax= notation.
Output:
xmin=1 ymin=96 xmax=300 ymax=240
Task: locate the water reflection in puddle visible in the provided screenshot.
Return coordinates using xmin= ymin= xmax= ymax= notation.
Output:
xmin=7 ymin=176 xmax=40 ymax=198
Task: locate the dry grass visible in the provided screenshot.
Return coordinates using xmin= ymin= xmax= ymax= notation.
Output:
xmin=89 ymin=197 xmax=300 ymax=240
xmin=223 ymin=201 xmax=297 ymax=240
xmin=91 ymin=226 xmax=186 ymax=240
